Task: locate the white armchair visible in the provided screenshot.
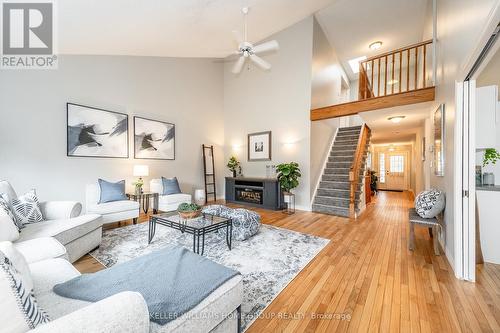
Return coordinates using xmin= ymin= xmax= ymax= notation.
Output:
xmin=150 ymin=179 xmax=192 ymax=212
xmin=0 ymin=180 xmax=102 ymax=263
xmin=86 ymin=183 xmax=139 ymax=225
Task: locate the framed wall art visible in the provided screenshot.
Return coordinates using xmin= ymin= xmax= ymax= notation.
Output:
xmin=248 ymin=131 xmax=271 ymax=161
xmin=134 ymin=116 xmax=175 ymax=160
xmin=433 ymin=104 xmax=445 ymax=176
xmin=67 ymin=103 xmax=129 ymax=158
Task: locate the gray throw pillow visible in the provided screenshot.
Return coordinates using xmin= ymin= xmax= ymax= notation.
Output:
xmin=98 ymin=179 xmax=127 ymax=203
xmin=415 ymin=189 xmax=445 ymax=218
xmin=11 ymin=190 xmax=43 ymax=225
xmin=161 ymin=177 xmax=181 ymax=195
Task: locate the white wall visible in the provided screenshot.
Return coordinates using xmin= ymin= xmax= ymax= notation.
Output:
xmin=310 ymin=18 xmax=350 ymax=200
xmin=223 ymin=17 xmax=314 ymax=210
xmin=431 ymin=0 xmax=497 ymax=270
xmin=0 ymin=56 xmax=225 ymax=207
xmin=414 ymin=126 xmax=425 ymax=194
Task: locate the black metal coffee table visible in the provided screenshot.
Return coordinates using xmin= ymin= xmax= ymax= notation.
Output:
xmin=148 ymin=212 xmax=232 ymax=255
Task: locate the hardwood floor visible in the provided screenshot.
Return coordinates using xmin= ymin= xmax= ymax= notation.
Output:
xmin=74 ymin=191 xmax=500 ymax=332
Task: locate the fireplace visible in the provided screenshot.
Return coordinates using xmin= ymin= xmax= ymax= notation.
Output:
xmin=235 ymin=188 xmax=263 ymax=205
xmin=225 ymin=177 xmax=282 ymax=210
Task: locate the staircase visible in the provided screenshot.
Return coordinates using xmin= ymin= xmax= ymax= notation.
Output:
xmin=312 ymin=125 xmax=371 ymax=218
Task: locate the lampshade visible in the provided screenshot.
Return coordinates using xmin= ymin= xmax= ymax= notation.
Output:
xmin=133 ymin=165 xmax=149 ymax=177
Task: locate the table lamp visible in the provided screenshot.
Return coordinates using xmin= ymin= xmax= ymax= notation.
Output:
xmin=133 ymin=165 xmax=149 ymax=194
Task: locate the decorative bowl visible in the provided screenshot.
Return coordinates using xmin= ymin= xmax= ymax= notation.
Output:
xmin=178 ymin=209 xmax=202 ymax=220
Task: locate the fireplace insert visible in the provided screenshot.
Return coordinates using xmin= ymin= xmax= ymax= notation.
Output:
xmin=235 ymin=188 xmax=263 ymax=205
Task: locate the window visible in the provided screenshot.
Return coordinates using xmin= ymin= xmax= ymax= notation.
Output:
xmin=379 ymin=153 xmax=385 ymax=183
xmin=366 ymin=152 xmax=372 ymax=169
xmin=390 ymin=155 xmax=404 ymax=173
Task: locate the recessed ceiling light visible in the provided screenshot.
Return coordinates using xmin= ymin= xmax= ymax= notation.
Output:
xmin=369 ymin=41 xmax=383 ymax=50
xmin=388 ymin=116 xmax=405 ymax=123
xmin=348 ymin=56 xmax=367 ymax=74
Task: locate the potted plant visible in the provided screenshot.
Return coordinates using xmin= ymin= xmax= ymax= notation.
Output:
xmin=227 ymin=156 xmax=241 ymax=178
xmin=369 ymin=170 xmax=378 ymax=194
xmin=482 ymin=148 xmax=500 ymax=185
xmin=177 ymin=203 xmax=202 ymax=220
xmin=132 ymin=179 xmax=144 ymax=195
xmin=276 ymin=162 xmax=301 ymax=207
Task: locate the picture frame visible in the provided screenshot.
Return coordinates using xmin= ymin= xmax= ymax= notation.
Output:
xmin=421 ymin=136 xmax=426 ymax=161
xmin=134 ymin=116 xmax=175 ymax=160
xmin=67 ymin=103 xmax=129 ymax=158
xmin=433 ymin=104 xmax=445 ymax=176
xmin=248 ymin=131 xmax=272 ymax=161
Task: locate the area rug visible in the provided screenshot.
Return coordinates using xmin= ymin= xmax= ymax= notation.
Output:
xmin=90 ymin=222 xmax=329 ymax=330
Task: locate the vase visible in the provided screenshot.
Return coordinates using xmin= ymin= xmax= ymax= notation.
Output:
xmin=135 ymin=187 xmax=142 ymax=195
xmin=232 ymin=170 xmax=237 ymax=178
xmin=483 ymin=172 xmax=495 ymax=186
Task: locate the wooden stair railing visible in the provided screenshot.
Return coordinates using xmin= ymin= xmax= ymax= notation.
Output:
xmin=349 ymin=124 xmax=371 ymax=210
xmin=358 ymin=39 xmax=433 ymax=100
xmin=358 ymin=65 xmax=374 ymax=100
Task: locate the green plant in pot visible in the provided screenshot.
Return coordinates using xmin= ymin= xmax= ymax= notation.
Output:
xmin=177 ymin=202 xmax=202 ymax=220
xmin=276 ymin=162 xmax=301 ymax=208
xmin=369 ymin=170 xmax=378 ymax=194
xmin=132 ymin=179 xmax=144 ymax=195
xmin=482 ymin=148 xmax=500 ymax=186
xmin=227 ymin=156 xmax=241 ymax=178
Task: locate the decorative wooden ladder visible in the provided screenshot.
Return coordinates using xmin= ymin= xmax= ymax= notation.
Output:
xmin=202 ymin=144 xmax=217 ymax=204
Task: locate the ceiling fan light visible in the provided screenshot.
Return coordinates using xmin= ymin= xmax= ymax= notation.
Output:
xmin=388 ymin=116 xmax=405 ymax=123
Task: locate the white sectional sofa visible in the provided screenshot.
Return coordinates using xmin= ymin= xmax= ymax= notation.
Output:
xmin=0 ymin=181 xmax=102 ymax=263
xmin=150 ymin=179 xmax=192 ymax=212
xmin=5 ymin=238 xmax=243 ymax=333
xmin=86 ymin=183 xmax=140 ymax=224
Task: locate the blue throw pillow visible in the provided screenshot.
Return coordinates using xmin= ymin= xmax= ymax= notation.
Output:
xmin=98 ymin=179 xmax=127 ymax=203
xmin=161 ymin=177 xmax=181 ymax=195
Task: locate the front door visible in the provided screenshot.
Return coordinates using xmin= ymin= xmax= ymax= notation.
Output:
xmin=385 ymin=152 xmax=407 ymax=190
xmin=377 ymin=150 xmax=409 ymax=191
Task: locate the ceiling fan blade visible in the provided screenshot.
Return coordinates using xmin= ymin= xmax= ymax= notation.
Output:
xmin=252 ymin=40 xmax=279 ymax=54
xmin=232 ymin=56 xmax=246 ymax=74
xmin=249 ymin=54 xmax=271 ymax=70
xmin=232 ymin=30 xmax=244 ymax=44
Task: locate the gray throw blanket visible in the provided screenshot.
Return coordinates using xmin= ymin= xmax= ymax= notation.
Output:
xmin=53 ymin=246 xmax=240 ymax=325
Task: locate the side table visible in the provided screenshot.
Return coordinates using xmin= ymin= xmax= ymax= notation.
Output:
xmin=126 ymin=192 xmax=159 ymax=215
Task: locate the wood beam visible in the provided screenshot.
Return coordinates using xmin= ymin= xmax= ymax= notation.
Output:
xmin=311 ymin=86 xmax=435 ymax=121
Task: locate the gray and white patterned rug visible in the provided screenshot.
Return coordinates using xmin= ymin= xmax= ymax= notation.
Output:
xmin=90 ymin=222 xmax=329 ymax=330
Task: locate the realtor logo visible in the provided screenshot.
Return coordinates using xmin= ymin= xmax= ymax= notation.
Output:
xmin=1 ymin=0 xmax=57 ymax=69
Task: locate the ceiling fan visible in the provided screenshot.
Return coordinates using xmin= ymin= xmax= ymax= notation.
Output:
xmin=231 ymin=7 xmax=280 ymax=74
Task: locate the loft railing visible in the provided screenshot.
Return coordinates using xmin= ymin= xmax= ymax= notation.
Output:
xmin=349 ymin=124 xmax=371 ymax=209
xmin=358 ymin=39 xmax=433 ymax=100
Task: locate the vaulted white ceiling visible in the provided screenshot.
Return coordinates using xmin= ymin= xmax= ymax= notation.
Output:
xmin=58 ymin=0 xmax=335 ymax=57
xmin=315 ymin=0 xmax=431 ymax=81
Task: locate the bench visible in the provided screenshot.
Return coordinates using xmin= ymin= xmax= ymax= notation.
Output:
xmin=408 ymin=208 xmax=442 ymax=255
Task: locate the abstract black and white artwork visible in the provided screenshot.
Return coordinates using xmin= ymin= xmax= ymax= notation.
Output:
xmin=67 ymin=103 xmax=129 ymax=158
xmin=134 ymin=116 xmax=175 ymax=160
